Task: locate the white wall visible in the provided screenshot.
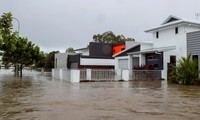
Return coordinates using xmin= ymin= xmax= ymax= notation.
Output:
xmin=151 ymin=24 xmax=200 ymax=61
xmin=125 ymin=41 xmax=136 ymax=49
xmin=55 ymin=53 xmax=68 ymax=69
xmin=62 ymin=69 xmax=71 ymax=81
xmin=140 ymin=43 xmax=153 ymax=50
xmin=152 ymin=25 xmax=200 ymax=49
xmin=162 ymin=50 xmax=176 ymax=80
xmin=80 ymin=58 xmax=115 ymax=66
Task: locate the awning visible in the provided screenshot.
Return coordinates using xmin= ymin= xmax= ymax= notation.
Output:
xmin=128 ymin=46 xmax=176 ymax=55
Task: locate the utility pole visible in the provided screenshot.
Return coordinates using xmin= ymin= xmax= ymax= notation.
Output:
xmin=12 ymin=17 xmax=20 ymax=76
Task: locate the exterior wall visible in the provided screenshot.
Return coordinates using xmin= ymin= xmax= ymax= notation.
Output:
xmin=152 ymin=26 xmax=185 ymax=48
xmin=187 ymin=30 xmax=200 ymax=55
xmin=140 ymin=43 xmax=153 ymax=50
xmin=80 ymin=58 xmax=115 ymax=66
xmin=89 ymin=42 xmax=113 ymax=57
xmin=55 ymin=53 xmax=68 ymax=69
xmin=113 ymin=44 xmax=125 ymax=55
xmin=151 ymin=25 xmax=200 ymax=61
xmin=125 ymin=41 xmax=136 ymax=49
xmin=139 ymin=54 xmax=146 ymax=65
xmin=68 ymin=54 xmax=80 ymax=69
xmin=162 ymin=50 xmax=176 ymax=80
xmin=187 ymin=30 xmax=200 ymax=70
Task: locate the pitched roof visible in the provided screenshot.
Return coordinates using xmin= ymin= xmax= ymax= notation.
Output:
xmin=161 ymin=15 xmax=181 ymax=25
xmin=145 ymin=15 xmax=200 ymax=33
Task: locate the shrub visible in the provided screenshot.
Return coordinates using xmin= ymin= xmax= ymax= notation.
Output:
xmin=169 ymin=55 xmax=200 ymax=85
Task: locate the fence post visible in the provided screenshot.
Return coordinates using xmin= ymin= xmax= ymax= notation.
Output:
xmin=86 ymin=69 xmax=92 ymax=80
xmin=71 ymin=70 xmax=80 ymax=83
xmin=52 ymin=69 xmax=54 ymax=78
xmin=59 ymin=69 xmax=63 ymax=80
xmin=115 ymin=69 xmax=122 ymax=80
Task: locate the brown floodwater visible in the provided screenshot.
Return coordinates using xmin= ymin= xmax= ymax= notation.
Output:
xmin=0 ymin=69 xmax=200 ymax=120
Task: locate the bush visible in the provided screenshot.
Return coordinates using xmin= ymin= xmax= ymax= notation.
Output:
xmin=169 ymin=55 xmax=200 ymax=85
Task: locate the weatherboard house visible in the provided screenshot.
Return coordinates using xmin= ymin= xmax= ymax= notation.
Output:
xmin=53 ymin=15 xmax=200 ymax=81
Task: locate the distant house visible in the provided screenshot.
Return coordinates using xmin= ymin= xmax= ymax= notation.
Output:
xmin=54 ymin=41 xmax=137 ymax=70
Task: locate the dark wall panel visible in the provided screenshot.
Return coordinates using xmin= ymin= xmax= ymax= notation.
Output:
xmin=89 ymin=42 xmax=113 ymax=57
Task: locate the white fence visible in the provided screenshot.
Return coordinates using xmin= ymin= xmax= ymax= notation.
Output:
xmin=52 ymin=69 xmax=130 ymax=83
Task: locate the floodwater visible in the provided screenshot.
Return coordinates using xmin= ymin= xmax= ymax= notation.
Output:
xmin=0 ymin=69 xmax=200 ymax=120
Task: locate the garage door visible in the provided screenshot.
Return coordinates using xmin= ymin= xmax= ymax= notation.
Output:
xmin=118 ymin=59 xmax=128 ymax=70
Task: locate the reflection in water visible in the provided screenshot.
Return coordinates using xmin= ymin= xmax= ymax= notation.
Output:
xmin=0 ymin=69 xmax=200 ymax=120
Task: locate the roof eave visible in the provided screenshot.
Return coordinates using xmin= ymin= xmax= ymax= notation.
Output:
xmin=145 ymin=21 xmax=200 ymax=33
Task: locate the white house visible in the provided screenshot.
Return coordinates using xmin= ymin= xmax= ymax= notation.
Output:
xmin=128 ymin=15 xmax=200 ymax=80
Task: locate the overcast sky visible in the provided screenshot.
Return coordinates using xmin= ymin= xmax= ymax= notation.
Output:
xmin=1 ymin=0 xmax=200 ymax=52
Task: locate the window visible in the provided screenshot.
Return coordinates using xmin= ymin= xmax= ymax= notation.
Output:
xmin=170 ymin=56 xmax=176 ymax=64
xmin=175 ymin=27 xmax=178 ymax=34
xmin=156 ymin=32 xmax=159 ymax=38
xmin=148 ymin=56 xmax=153 ymax=60
xmin=55 ymin=58 xmax=57 ymax=68
xmin=192 ymin=55 xmax=199 ymax=70
xmin=153 ymin=64 xmax=159 ymax=69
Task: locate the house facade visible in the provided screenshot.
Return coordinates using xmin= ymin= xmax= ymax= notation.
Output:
xmin=128 ymin=15 xmax=200 ymax=80
xmin=55 ymin=41 xmax=137 ymax=70
xmin=54 ymin=15 xmax=200 ymax=81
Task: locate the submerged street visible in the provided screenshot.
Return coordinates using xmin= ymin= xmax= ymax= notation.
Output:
xmin=0 ymin=69 xmax=200 ymax=120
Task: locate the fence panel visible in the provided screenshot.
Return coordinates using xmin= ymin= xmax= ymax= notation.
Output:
xmin=132 ymin=70 xmax=161 ymax=80
xmin=91 ymin=69 xmax=115 ymax=81
xmin=80 ymin=69 xmax=87 ymax=80
xmin=62 ymin=69 xmax=71 ymax=81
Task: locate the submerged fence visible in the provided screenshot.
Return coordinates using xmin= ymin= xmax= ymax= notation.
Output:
xmin=91 ymin=69 xmax=115 ymax=81
xmin=53 ymin=69 xmax=128 ymax=82
xmin=53 ymin=69 xmax=163 ymax=82
xmin=80 ymin=69 xmax=117 ymax=81
xmin=132 ymin=70 xmax=161 ymax=80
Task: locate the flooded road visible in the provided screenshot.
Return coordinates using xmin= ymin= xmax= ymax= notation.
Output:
xmin=0 ymin=69 xmax=200 ymax=120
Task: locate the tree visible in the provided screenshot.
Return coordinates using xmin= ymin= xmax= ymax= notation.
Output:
xmin=44 ymin=51 xmax=59 ymax=69
xmin=93 ymin=31 xmax=135 ymax=43
xmin=34 ymin=51 xmax=45 ymax=69
xmin=66 ymin=47 xmax=75 ymax=53
xmin=169 ymin=55 xmax=200 ymax=85
xmin=0 ymin=12 xmax=44 ymax=77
